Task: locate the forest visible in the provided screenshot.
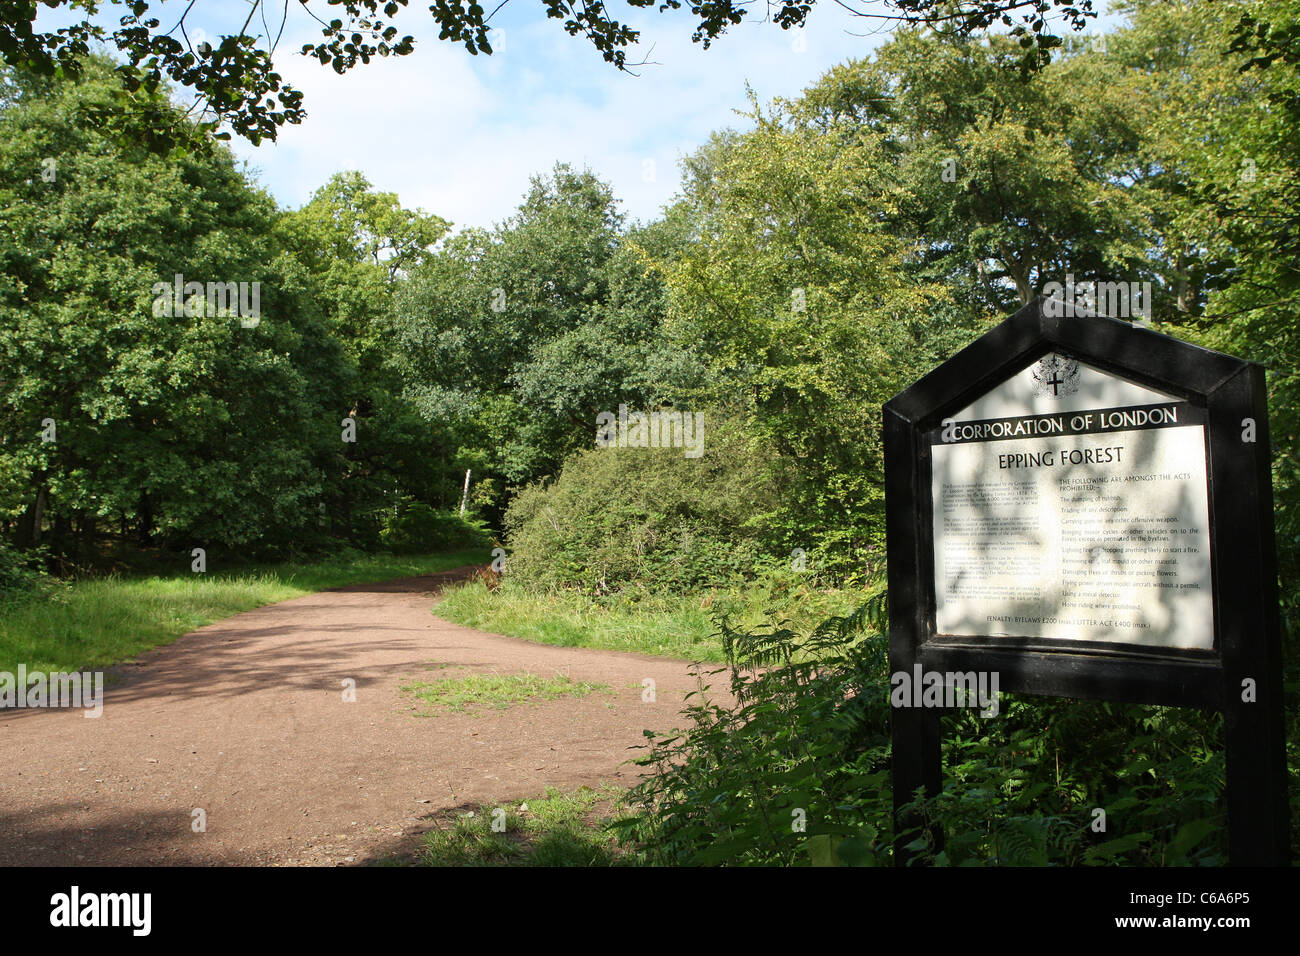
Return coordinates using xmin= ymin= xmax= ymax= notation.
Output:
xmin=1 ymin=0 xmax=1297 ymax=866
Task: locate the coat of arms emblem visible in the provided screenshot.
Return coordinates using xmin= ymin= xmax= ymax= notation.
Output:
xmin=1031 ymin=353 xmax=1081 ymax=397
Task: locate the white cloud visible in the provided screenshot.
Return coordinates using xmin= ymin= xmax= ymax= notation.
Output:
xmin=228 ymin=4 xmax=888 ymax=229
xmin=229 ymin=2 xmax=1123 ymax=229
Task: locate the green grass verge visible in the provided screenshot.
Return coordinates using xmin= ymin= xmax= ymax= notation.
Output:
xmin=400 ymin=670 xmax=612 ymax=716
xmin=432 ymin=577 xmax=867 ymax=662
xmin=410 ymin=786 xmax=633 ymax=866
xmin=0 ymin=549 xmax=490 ymax=676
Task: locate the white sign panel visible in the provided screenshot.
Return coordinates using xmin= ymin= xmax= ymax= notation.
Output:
xmin=930 ymin=354 xmax=1214 ymax=650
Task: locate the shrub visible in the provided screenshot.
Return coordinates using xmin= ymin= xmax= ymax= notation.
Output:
xmin=379 ymin=503 xmax=492 ymax=554
xmin=617 ymin=588 xmax=1233 ymax=866
xmin=501 ymin=419 xmax=786 ymax=593
xmin=614 ymin=596 xmax=895 ymax=866
xmin=0 ymin=540 xmax=52 ymax=600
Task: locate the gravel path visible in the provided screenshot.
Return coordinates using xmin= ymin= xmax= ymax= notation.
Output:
xmin=0 ymin=569 xmax=719 ymax=865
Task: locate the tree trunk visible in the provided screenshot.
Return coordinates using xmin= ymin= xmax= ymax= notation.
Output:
xmin=80 ymin=513 xmax=97 ymax=562
xmin=15 ymin=483 xmax=47 ymax=549
xmin=137 ymin=494 xmax=154 ymax=546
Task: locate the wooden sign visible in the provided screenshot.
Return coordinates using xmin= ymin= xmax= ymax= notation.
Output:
xmin=883 ymin=297 xmax=1288 ymax=866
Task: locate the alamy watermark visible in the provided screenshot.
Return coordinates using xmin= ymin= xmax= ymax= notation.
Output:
xmin=1 ymin=665 xmax=103 ymax=717
xmin=1041 ymin=275 xmax=1152 ymax=324
xmin=890 ymin=665 xmax=1000 ymax=717
xmin=151 ymin=274 xmax=262 ymax=327
xmin=595 ymin=405 xmax=704 ymax=458
xmin=50 ymin=886 xmax=150 ymax=936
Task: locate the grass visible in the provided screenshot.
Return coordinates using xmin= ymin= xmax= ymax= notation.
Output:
xmin=0 ymin=548 xmax=490 ymax=676
xmin=411 ymin=786 xmax=633 ymax=866
xmin=400 ymin=669 xmax=612 ymax=715
xmin=433 ymin=575 xmax=869 ymax=662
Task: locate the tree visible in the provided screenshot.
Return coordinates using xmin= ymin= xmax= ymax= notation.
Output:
xmin=0 ymin=57 xmax=349 ymax=561
xmin=277 ymin=171 xmax=465 ymax=541
xmin=389 ymin=163 xmax=706 ymax=516
xmin=287 ymin=171 xmax=450 ymax=281
xmin=1117 ymin=0 xmax=1300 ymax=638
xmin=794 ymin=30 xmax=1149 ymax=317
xmin=653 ymin=15 xmax=1219 ymax=574
xmin=661 ymin=88 xmax=961 ymax=575
xmin=0 ymin=0 xmax=1098 ymax=147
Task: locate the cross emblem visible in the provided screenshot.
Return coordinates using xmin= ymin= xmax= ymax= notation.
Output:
xmin=1032 ymin=354 xmax=1080 ymax=397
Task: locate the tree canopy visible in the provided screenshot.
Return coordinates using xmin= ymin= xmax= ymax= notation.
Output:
xmin=0 ymin=0 xmax=1099 ymax=146
xmin=0 ymin=56 xmax=463 ymax=563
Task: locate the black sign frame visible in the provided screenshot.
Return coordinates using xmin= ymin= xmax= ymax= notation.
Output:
xmin=883 ymin=297 xmax=1288 ymax=866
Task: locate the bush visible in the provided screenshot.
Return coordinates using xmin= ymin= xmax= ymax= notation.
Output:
xmin=0 ymin=541 xmax=52 ymax=600
xmin=615 ymin=596 xmax=896 ymax=865
xmin=616 ymin=589 xmax=1233 ymax=866
xmin=501 ymin=419 xmax=786 ymax=593
xmin=379 ymin=503 xmax=492 ymax=555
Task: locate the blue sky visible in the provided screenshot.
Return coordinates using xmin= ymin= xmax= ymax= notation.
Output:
xmin=41 ymin=2 xmax=1121 ymax=231
xmin=226 ymin=3 xmax=897 ymax=231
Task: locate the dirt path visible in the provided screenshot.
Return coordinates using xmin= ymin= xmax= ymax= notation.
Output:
xmin=0 ymin=569 xmax=722 ymax=866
